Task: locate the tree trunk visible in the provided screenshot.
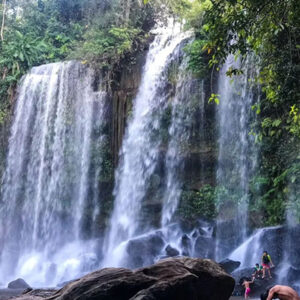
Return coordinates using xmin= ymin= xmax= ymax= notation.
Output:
xmin=1 ymin=0 xmax=7 ymax=41
xmin=123 ymin=0 xmax=132 ymax=26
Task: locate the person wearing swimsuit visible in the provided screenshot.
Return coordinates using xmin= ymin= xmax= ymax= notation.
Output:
xmin=242 ymin=278 xmax=254 ymax=299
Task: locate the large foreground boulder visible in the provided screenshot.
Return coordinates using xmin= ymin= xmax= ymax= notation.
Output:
xmin=15 ymin=257 xmax=235 ymax=300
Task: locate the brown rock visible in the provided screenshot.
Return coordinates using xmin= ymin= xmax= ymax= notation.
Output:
xmin=13 ymin=257 xmax=235 ymax=300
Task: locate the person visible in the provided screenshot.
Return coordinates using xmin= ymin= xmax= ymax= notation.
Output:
xmin=252 ymin=263 xmax=263 ymax=279
xmin=261 ymin=251 xmax=274 ymax=278
xmin=267 ymin=285 xmax=300 ymax=300
xmin=242 ymin=278 xmax=254 ymax=299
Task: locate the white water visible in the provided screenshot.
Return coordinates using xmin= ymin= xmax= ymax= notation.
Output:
xmin=102 ymin=20 xmax=193 ymax=267
xmin=216 ymin=55 xmax=259 ymax=259
xmin=0 ymin=61 xmax=106 ymax=286
xmin=161 ymin=58 xmax=196 ymax=227
xmin=277 ymin=186 xmax=300 ymax=284
xmin=229 ymin=228 xmax=265 ymax=268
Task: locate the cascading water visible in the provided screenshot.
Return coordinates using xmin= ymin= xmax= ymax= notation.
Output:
xmin=160 ymin=59 xmax=207 ymax=254
xmin=0 ymin=61 xmax=107 ymax=286
xmin=161 ymin=60 xmax=196 ymax=227
xmin=216 ymin=55 xmax=259 ymax=260
xmin=102 ymin=21 xmax=196 ymax=267
xmin=228 ymin=227 xmax=272 ymax=268
xmin=277 ymin=182 xmax=300 ymax=287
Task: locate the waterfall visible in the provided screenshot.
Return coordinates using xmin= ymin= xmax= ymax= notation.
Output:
xmin=0 ymin=61 xmax=107 ymax=286
xmin=161 ymin=59 xmax=196 ymax=227
xmin=102 ymin=20 xmax=193 ymax=267
xmin=216 ymin=55 xmax=259 ymax=260
xmin=277 ymin=182 xmax=300 ymax=285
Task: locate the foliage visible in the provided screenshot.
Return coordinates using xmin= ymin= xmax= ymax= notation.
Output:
xmin=0 ymin=0 xmax=154 ymax=125
xmin=72 ymin=26 xmax=144 ymax=67
xmin=184 ymin=39 xmax=208 ymax=77
xmin=0 ymin=0 xmax=83 ymax=124
xmin=178 ymin=185 xmax=217 ymax=221
xmin=288 ymin=105 xmax=300 ymax=137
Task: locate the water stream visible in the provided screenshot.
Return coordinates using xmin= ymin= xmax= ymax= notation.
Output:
xmin=102 ymin=20 xmax=199 ymax=267
xmin=216 ymin=55 xmax=259 ymax=260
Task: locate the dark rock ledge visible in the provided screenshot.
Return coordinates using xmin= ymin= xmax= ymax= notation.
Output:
xmin=12 ymin=257 xmax=235 ymax=300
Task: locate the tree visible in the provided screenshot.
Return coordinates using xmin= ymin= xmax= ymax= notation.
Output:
xmin=1 ymin=0 xmax=7 ymax=41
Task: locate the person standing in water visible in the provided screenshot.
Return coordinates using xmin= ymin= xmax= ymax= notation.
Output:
xmin=261 ymin=251 xmax=274 ymax=279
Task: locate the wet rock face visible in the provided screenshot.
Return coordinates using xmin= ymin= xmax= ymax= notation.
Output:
xmin=14 ymin=257 xmax=235 ymax=300
xmin=111 ymin=50 xmax=147 ymax=166
xmin=194 ymin=236 xmax=216 ymax=259
xmin=256 ymin=226 xmax=286 ymax=264
xmin=126 ymin=231 xmax=165 ymax=268
xmin=216 ymin=218 xmax=245 ymax=258
xmin=8 ymin=278 xmax=31 ymax=289
xmin=165 ymin=245 xmax=180 ymax=257
xmin=231 ymin=267 xmax=254 ymax=282
xmin=180 ymin=234 xmax=192 ymax=256
xmin=286 ymin=266 xmax=300 ymax=284
xmin=219 ymin=259 xmax=241 ymax=274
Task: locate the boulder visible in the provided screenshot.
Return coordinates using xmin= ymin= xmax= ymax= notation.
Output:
xmin=196 ymin=220 xmax=214 ymax=237
xmin=165 ymin=245 xmax=179 ymax=257
xmin=8 ymin=278 xmax=31 ymax=289
xmin=126 ymin=231 xmax=165 ymax=268
xmin=219 ymin=259 xmax=241 ymax=274
xmin=252 ymin=278 xmax=276 ymax=297
xmin=0 ymin=288 xmax=28 ymax=300
xmin=191 ymin=230 xmax=199 ymax=239
xmin=198 ymin=227 xmax=209 ymax=236
xmin=232 ymin=277 xmax=275 ymax=298
xmin=194 ymin=236 xmax=215 ymax=259
xmin=13 ymin=257 xmax=235 ymax=300
xmin=231 ymin=267 xmax=277 ymax=297
xmin=231 ymin=267 xmax=254 ymax=282
xmin=14 ymin=288 xmax=58 ymax=300
xmin=56 ymin=279 xmax=77 ymax=288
